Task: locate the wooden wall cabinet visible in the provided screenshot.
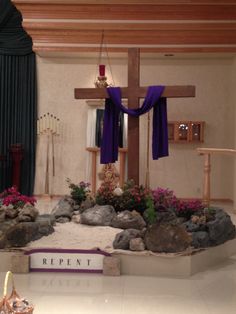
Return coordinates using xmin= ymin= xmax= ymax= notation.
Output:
xmin=168 ymin=121 xmax=204 ymax=143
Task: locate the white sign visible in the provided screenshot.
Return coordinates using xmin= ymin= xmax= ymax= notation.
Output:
xmin=26 ymin=249 xmax=110 ymax=273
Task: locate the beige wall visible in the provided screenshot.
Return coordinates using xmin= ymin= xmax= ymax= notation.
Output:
xmin=35 ymin=55 xmax=235 ymax=200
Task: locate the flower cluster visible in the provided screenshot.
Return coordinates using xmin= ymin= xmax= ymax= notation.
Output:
xmin=67 ymin=179 xmax=91 ymax=206
xmin=0 ymin=186 xmax=36 ymax=209
xmin=175 ymin=199 xmax=204 ymax=219
xmin=96 ymin=180 xmax=151 ymax=214
xmin=152 ymin=187 xmax=203 ymax=219
xmin=152 ymin=187 xmax=178 ymax=211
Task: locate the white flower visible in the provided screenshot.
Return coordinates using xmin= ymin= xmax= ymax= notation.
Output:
xmin=113 ymin=187 xmax=123 ymax=196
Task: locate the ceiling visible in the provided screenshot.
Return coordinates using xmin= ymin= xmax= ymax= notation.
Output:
xmin=13 ymin=0 xmax=236 ymax=56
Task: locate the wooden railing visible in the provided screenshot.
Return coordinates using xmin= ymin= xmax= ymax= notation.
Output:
xmin=86 ymin=147 xmax=127 ymax=194
xmin=197 ymin=148 xmax=236 ymax=207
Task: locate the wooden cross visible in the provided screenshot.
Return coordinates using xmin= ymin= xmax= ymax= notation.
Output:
xmin=74 ymin=48 xmax=195 ymax=185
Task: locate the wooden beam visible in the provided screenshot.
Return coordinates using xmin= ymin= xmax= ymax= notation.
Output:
xmin=75 ymin=86 xmax=195 ymax=99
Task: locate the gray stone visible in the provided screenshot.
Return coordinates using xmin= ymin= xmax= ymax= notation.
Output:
xmin=5 ymin=207 xmax=18 ymax=219
xmin=36 ymin=214 xmax=56 ymax=226
xmin=144 ymin=223 xmax=192 ymax=253
xmin=192 ymin=231 xmax=210 ymax=248
xmin=0 ymin=231 xmax=7 ymax=249
xmin=184 ymin=221 xmax=200 ymax=232
xmin=6 ymin=222 xmax=39 ymax=247
xmin=111 ymin=210 xmax=146 ymax=230
xmin=18 ymin=204 xmax=38 ymax=221
xmin=113 ymin=229 xmax=141 ymax=250
xmin=206 ymin=208 xmax=235 ymax=245
xmin=56 ymin=217 xmax=70 ymax=223
xmin=35 ymin=216 xmax=54 ymax=236
xmin=129 ymin=237 xmax=145 ymax=251
xmin=103 ymin=256 xmax=120 ymax=276
xmin=0 ymin=209 xmax=5 ymax=222
xmin=80 ymin=198 xmax=95 ymax=213
xmin=80 ymin=204 xmax=116 ymax=226
xmin=51 ymin=197 xmax=74 ymax=219
xmin=72 ymin=215 xmax=81 ymax=224
xmin=11 ymin=254 xmax=29 ymax=273
xmin=18 ymin=215 xmax=32 ymax=222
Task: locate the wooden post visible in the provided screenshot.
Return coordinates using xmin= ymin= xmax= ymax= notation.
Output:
xmin=91 ymin=150 xmax=97 ymax=194
xmin=203 ymin=153 xmax=211 ymax=207
xmin=119 ymin=148 xmax=127 ymax=188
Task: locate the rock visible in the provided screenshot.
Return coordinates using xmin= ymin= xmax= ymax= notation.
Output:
xmin=72 ymin=215 xmax=81 ymax=224
xmin=18 ymin=204 xmax=38 ymax=222
xmin=111 ymin=210 xmax=146 ymax=230
xmin=0 ymin=231 xmax=7 ymax=249
xmin=192 ymin=231 xmax=210 ymax=248
xmin=206 ymin=208 xmax=235 ymax=245
xmin=5 ymin=207 xmax=18 ymax=219
xmin=56 ymin=217 xmax=70 ymax=223
xmin=18 ymin=215 xmax=32 ymax=222
xmin=103 ymin=256 xmax=121 ymax=276
xmin=36 ymin=214 xmax=56 ymax=226
xmin=129 ymin=237 xmax=145 ymax=251
xmin=80 ymin=198 xmax=95 ymax=213
xmin=51 ymin=197 xmax=74 ymax=220
xmin=144 ymin=223 xmax=192 ymax=253
xmin=6 ymin=222 xmax=39 ymax=247
xmin=0 ymin=208 xmax=5 ymax=222
xmin=183 ymin=221 xmax=200 ymax=232
xmin=80 ymin=205 xmax=116 ymax=226
xmin=156 ymin=209 xmax=178 ymax=224
xmin=113 ymin=229 xmax=141 ymax=250
xmin=35 ymin=215 xmax=54 ymax=236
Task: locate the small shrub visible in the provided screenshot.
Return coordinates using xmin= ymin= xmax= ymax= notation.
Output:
xmin=152 ymin=187 xmax=178 ymax=211
xmin=175 ymin=199 xmax=204 ymax=219
xmin=144 ymin=196 xmax=157 ymax=225
xmin=67 ymin=178 xmax=90 ymax=206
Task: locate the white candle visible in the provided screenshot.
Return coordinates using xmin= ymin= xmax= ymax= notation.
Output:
xmin=43 ymin=115 xmax=46 ymax=132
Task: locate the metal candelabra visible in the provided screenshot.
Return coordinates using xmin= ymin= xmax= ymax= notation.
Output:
xmin=37 ymin=113 xmax=60 ymax=196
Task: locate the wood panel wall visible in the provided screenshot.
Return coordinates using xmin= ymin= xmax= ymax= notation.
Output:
xmin=13 ymin=0 xmax=236 ymax=54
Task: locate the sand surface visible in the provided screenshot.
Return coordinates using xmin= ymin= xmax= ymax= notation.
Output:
xmin=27 ymin=221 xmax=123 ymax=251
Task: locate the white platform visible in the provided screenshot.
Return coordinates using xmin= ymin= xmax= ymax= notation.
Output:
xmin=1 ymin=237 xmax=236 ymax=277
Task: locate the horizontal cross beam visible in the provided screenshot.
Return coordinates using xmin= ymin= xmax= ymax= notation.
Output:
xmin=74 ymin=85 xmax=195 ymax=99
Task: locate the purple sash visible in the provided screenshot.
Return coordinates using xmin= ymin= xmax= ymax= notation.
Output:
xmin=101 ymin=86 xmax=169 ymax=163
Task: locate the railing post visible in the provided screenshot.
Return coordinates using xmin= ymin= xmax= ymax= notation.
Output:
xmin=203 ymin=153 xmax=211 ymax=207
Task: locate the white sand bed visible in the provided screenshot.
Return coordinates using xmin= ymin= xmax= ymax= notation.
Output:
xmin=27 ymin=222 xmax=123 ymax=251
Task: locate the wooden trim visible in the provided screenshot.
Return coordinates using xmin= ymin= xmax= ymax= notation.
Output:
xmin=197 ymin=148 xmax=236 ymax=155
xmin=24 ymin=22 xmax=236 ymax=32
xmin=34 ymin=46 xmax=236 ymax=54
xmin=13 ymin=1 xmax=236 ymax=5
xmin=14 ymin=3 xmax=236 ymax=20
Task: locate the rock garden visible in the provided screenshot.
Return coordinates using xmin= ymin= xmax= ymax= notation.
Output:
xmin=0 ymin=180 xmax=235 ymax=253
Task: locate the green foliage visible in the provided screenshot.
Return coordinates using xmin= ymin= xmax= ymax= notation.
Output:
xmin=144 ymin=196 xmax=157 ymax=225
xmin=66 ymin=178 xmax=90 ymax=206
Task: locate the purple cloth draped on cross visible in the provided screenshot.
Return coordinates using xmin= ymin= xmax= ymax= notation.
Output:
xmin=100 ymin=85 xmax=169 ymax=164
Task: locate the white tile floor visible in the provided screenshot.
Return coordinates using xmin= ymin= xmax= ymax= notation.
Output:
xmin=1 ymin=259 xmax=236 ymax=314
xmin=1 ymin=199 xmax=235 ymax=314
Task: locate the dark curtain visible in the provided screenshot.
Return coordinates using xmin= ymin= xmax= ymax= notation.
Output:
xmin=95 ymin=108 xmax=124 ymax=148
xmin=0 ymin=0 xmax=37 ymax=195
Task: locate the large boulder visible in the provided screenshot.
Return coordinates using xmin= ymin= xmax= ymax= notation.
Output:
xmin=144 ymin=223 xmax=192 ymax=253
xmin=35 ymin=215 xmax=55 ymax=237
xmin=129 ymin=237 xmax=145 ymax=251
xmin=111 ymin=210 xmax=146 ymax=230
xmin=206 ymin=208 xmax=235 ymax=245
xmin=80 ymin=204 xmax=116 ymax=226
xmin=113 ymin=229 xmax=141 ymax=250
xmin=51 ymin=197 xmax=74 ymax=222
xmin=5 ymin=222 xmax=40 ymax=247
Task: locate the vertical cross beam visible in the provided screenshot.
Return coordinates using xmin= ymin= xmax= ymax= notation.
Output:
xmin=127 ymin=48 xmax=140 ymax=184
